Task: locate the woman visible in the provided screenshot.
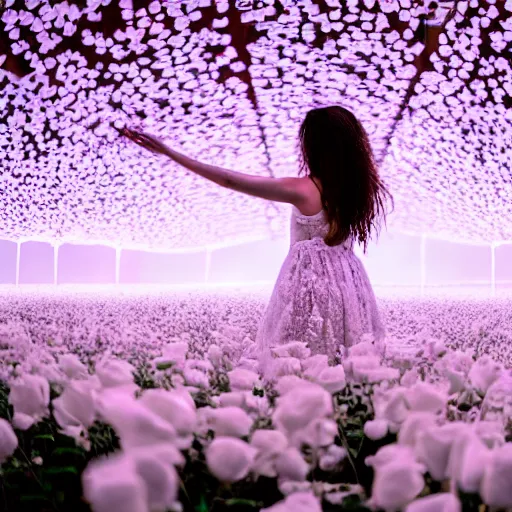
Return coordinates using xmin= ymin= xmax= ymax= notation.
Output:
xmin=121 ymin=106 xmax=392 ymax=365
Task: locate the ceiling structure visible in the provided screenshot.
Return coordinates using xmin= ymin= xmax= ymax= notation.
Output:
xmin=0 ymin=0 xmax=511 ymax=250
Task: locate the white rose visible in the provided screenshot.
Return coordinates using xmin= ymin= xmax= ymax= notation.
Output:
xmin=130 ymin=445 xmax=179 ymax=511
xmin=9 ymin=374 xmax=50 ymax=430
xmin=302 ymin=354 xmax=329 ymax=379
xmin=244 ymin=393 xmax=270 ymax=417
xmin=206 ymin=437 xmax=256 ymax=483
xmin=217 ymin=391 xmax=247 ymax=408
xmin=0 ymin=418 xmax=18 ymax=463
xmin=405 ymin=382 xmax=447 ymax=414
xmin=155 ymin=341 xmax=188 ymax=367
xmin=319 ymin=444 xmax=347 ymax=471
xmin=480 ymin=443 xmax=512 ymax=508
xmin=425 ymin=340 xmax=447 ymax=360
xmin=244 ymin=391 xmax=271 ymax=417
xmin=294 ymin=418 xmax=337 ymax=448
xmin=207 ymin=406 xmax=253 ymax=438
xmin=278 ymin=480 xmax=312 ymax=496
xmin=139 ymin=388 xmax=197 ymax=437
xmin=481 ymin=375 xmax=512 ymax=420
xmin=186 ymin=358 xmax=213 ymax=373
xmin=261 ymin=491 xmax=322 ymax=512
xmin=183 ymin=368 xmax=209 ymax=388
xmin=273 ymin=383 xmax=333 ymax=436
xmin=401 ymin=368 xmax=419 ymax=388
xmin=445 ymin=368 xmax=466 ymax=394
xmin=364 ymin=419 xmax=388 ymax=441
xmin=378 ymin=388 xmax=409 ymax=426
xmin=228 ymin=368 xmax=260 ymax=391
xmin=59 ymin=354 xmax=89 ymax=379
xmin=314 ymin=365 xmax=346 ymax=394
xmin=441 ymin=350 xmax=474 ymax=374
xmin=84 ymin=445 xmax=182 ymax=512
xmin=344 ymin=355 xmax=380 ymax=380
xmin=415 ymin=423 xmax=464 ymax=481
xmin=275 ymin=447 xmax=309 ymax=481
xmin=251 ymin=429 xmax=288 ymax=478
xmin=405 ymin=493 xmax=461 ymax=512
xmin=236 ymin=356 xmax=259 ymax=373
xmin=398 ymin=412 xmax=438 ymax=447
xmin=446 ymin=429 xmax=490 ymax=493
xmin=270 ymin=357 xmax=302 ymax=378
xmin=346 ymin=354 xmax=400 ymax=383
xmin=275 ymin=376 xmax=315 ymax=396
xmin=366 ymin=444 xmax=416 ymax=470
xmin=207 ymin=344 xmax=224 ymax=367
xmin=98 ymin=390 xmax=176 ymax=449
xmin=363 ymin=366 xmax=400 ymax=383
xmin=468 ymin=356 xmax=503 ymax=394
xmin=271 ymin=342 xmax=311 ymax=360
xmin=251 ymin=429 xmax=288 ymax=453
xmin=53 ymin=378 xmax=99 ymax=432
xmin=371 ymin=459 xmax=425 ymax=511
xmin=38 ymin=363 xmax=66 ymax=385
xmin=82 ymin=453 xmax=149 ymax=512
xmin=474 ymin=420 xmax=505 ymax=449
xmin=348 ymin=341 xmax=380 ymax=358
xmin=95 ymin=358 xmax=135 ymax=389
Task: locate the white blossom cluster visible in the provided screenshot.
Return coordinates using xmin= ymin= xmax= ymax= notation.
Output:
xmin=0 ymin=287 xmax=511 ymax=384
xmin=2 ymin=326 xmax=512 ymax=511
xmin=0 ymin=0 xmax=510 ymax=249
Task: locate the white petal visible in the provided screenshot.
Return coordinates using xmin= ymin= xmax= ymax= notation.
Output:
xmin=83 ymin=454 xmax=149 ymax=512
xmin=275 ymin=447 xmax=309 ymax=481
xmin=405 ymin=493 xmax=461 ymax=512
xmin=206 ymin=437 xmax=256 ymax=483
xmin=0 ymin=418 xmax=18 ymax=463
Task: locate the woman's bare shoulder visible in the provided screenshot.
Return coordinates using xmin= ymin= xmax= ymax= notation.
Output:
xmin=291 ymin=176 xmax=323 ymax=216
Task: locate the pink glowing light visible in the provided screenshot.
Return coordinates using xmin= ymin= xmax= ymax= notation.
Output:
xmin=0 ymin=0 xmax=510 ymax=252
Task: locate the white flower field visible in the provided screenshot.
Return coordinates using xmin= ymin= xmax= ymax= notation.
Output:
xmin=1 ymin=288 xmax=512 ymax=511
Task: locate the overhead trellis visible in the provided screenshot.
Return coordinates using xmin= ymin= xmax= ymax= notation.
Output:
xmin=0 ymin=0 xmax=511 ymax=250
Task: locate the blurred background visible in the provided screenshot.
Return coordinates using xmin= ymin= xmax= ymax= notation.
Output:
xmin=0 ymin=233 xmax=511 ymax=292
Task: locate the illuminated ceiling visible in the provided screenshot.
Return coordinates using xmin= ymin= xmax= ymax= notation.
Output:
xmin=0 ymin=0 xmax=511 ymax=250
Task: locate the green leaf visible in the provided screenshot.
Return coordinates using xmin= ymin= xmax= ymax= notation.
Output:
xmin=156 ymin=362 xmax=174 ymax=371
xmin=1 ymin=467 xmax=25 ymax=475
xmin=224 ymin=498 xmax=264 ymax=507
xmin=52 ymin=447 xmax=86 ymax=457
xmin=339 ymin=493 xmax=372 ymax=511
xmin=34 ymin=434 xmax=55 ymax=441
xmin=20 ymin=494 xmax=49 ymax=502
xmin=195 ymin=494 xmax=209 ymax=512
xmin=345 ymin=419 xmax=363 ymax=428
xmin=44 ymin=466 xmax=79 ymax=475
xmin=345 ymin=429 xmax=364 ymax=440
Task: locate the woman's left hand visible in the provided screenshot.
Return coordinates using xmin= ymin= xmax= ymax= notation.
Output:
xmin=119 ymin=127 xmax=169 ymax=156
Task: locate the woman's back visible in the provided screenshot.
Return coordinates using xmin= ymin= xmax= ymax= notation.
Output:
xmin=254 ymin=105 xmax=390 ymax=374
xmin=290 ymin=206 xmax=354 ymax=250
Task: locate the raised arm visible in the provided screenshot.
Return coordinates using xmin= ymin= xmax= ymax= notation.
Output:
xmin=121 ymin=127 xmax=310 ymax=207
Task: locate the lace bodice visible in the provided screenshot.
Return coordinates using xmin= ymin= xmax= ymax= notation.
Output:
xmin=290 ymin=206 xmax=354 ymax=250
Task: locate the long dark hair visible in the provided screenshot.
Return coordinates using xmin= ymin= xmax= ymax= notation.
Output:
xmin=299 ymin=106 xmax=392 ymax=251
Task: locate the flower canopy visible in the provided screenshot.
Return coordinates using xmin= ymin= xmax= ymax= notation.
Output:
xmin=0 ymin=0 xmax=511 ymax=250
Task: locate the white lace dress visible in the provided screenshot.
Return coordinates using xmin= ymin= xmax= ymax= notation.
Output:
xmin=255 ymin=206 xmax=385 ymax=364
